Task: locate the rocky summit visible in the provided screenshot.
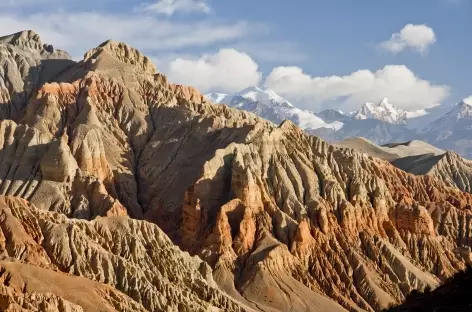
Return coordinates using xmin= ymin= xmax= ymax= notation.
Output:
xmin=1 ymin=30 xmax=472 ymax=312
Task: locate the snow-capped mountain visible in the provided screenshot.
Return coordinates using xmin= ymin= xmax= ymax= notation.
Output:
xmin=416 ymin=97 xmax=472 ymax=158
xmin=312 ymin=96 xmax=472 ymax=159
xmin=353 ymin=98 xmax=428 ymax=124
xmin=315 ymin=109 xmax=351 ymax=123
xmin=208 ymin=88 xmax=472 ymax=159
xmin=425 ymin=97 xmax=472 ymax=132
xmin=206 ymin=87 xmax=343 ymax=131
xmin=205 ymin=93 xmax=228 ymax=104
xmin=451 ymin=97 xmax=472 ymax=119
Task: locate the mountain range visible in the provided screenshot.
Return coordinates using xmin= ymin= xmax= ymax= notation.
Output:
xmin=207 ymin=88 xmax=472 ymax=159
xmin=207 ymin=86 xmax=344 ymax=131
xmin=352 ymin=98 xmax=427 ymax=124
xmin=1 ymin=30 xmax=472 ymax=312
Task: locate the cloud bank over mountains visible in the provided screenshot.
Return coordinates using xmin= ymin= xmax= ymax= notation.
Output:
xmin=167 ymin=49 xmax=262 ymax=93
xmin=263 ymin=64 xmax=449 ymax=111
xmin=167 ymin=50 xmax=449 ymax=111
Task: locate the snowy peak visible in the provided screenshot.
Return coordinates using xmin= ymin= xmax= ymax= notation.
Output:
xmin=451 ymin=97 xmax=472 ymax=119
xmin=435 ymin=97 xmax=472 ymax=122
xmin=424 ymin=98 xmax=472 ymax=133
xmin=206 ymin=87 xmax=294 ymax=108
xmin=378 ymin=98 xmax=393 ymax=109
xmin=463 ymin=96 xmax=472 ymax=106
xmin=354 ymin=98 xmax=408 ymax=124
xmin=353 ymin=98 xmax=432 ymax=126
xmin=205 ymin=86 xmax=343 ymax=131
xmin=205 ymin=92 xmax=228 ymax=104
xmin=316 ymin=109 xmax=350 ymax=123
xmin=233 ymin=86 xmax=294 ymax=108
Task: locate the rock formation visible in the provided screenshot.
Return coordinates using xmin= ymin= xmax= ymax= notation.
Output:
xmin=1 ymin=30 xmax=472 ymax=311
xmin=0 ymin=196 xmax=252 ymax=311
xmin=335 ymin=138 xmax=445 ymax=162
xmin=0 ymin=30 xmax=73 ymax=120
xmin=335 ymin=137 xmax=472 ymax=195
xmin=392 ymin=151 xmax=472 ymax=194
xmin=179 ymin=121 xmax=472 ymax=312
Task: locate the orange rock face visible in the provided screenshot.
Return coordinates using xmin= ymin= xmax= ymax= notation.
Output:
xmin=177 ymin=124 xmax=472 ymax=311
xmin=0 ymin=195 xmax=252 ymax=312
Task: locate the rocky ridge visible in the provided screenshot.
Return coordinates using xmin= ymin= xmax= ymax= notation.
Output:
xmin=392 ymin=151 xmax=472 ymax=194
xmin=1 ymin=30 xmax=472 ymax=311
xmin=335 ymin=137 xmax=472 ymax=196
xmin=181 ymin=120 xmax=472 ymax=311
xmin=0 ymin=30 xmax=73 ymax=120
xmin=0 ymin=196 xmax=251 ymax=311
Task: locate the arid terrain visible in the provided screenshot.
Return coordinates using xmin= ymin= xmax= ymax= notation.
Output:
xmin=1 ymin=30 xmax=472 ymax=312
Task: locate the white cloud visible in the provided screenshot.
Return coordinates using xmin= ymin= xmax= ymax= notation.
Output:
xmin=165 ymin=49 xmax=262 ymax=93
xmin=379 ymin=24 xmax=436 ymax=54
xmin=0 ymin=12 xmax=255 ymax=59
xmin=463 ymin=96 xmax=472 ymax=105
xmin=140 ymin=0 xmax=211 ymax=15
xmin=264 ymin=65 xmax=450 ymax=111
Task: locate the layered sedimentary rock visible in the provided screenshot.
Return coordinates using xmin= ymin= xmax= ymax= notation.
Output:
xmin=179 ymin=121 xmax=472 ymax=311
xmin=1 ymin=30 xmax=472 ymax=311
xmin=0 ymin=196 xmax=252 ymax=311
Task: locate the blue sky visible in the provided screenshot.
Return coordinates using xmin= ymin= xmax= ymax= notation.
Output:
xmin=1 ymin=0 xmax=470 ymax=112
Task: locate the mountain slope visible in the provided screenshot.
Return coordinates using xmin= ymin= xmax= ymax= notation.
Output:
xmin=419 ymin=99 xmax=472 ymax=158
xmin=336 ymin=138 xmax=446 ymax=164
xmin=179 ymin=117 xmax=472 ymax=311
xmin=2 ymin=30 xmax=472 ymax=312
xmin=393 ymin=151 xmax=472 ymax=194
xmin=316 ymin=109 xmax=352 ymax=123
xmin=334 ymin=137 xmax=401 ymax=161
xmin=313 ymin=118 xmax=413 ymax=145
xmin=382 ymin=141 xmax=445 ymax=158
xmin=336 ymin=137 xmax=472 ymax=195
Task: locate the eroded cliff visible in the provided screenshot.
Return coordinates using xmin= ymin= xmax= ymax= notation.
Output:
xmin=0 ymin=196 xmax=253 ymax=311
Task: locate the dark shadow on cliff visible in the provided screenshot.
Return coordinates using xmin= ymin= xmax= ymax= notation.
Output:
xmin=137 ymin=105 xmax=256 ymax=238
xmin=1 ymin=58 xmax=258 ymax=247
xmin=385 ymin=266 xmax=472 ymax=312
xmin=0 ymin=58 xmax=76 ymax=121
